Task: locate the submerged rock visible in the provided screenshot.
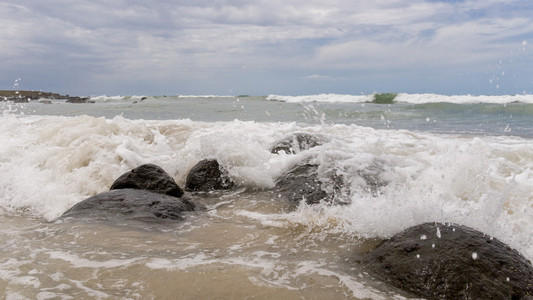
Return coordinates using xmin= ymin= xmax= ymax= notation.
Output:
xmin=60 ymin=189 xmax=198 ymax=221
xmin=185 ymin=159 xmax=234 ymax=192
xmin=110 ymin=164 xmax=184 ymax=198
xmin=353 ymin=160 xmax=389 ymax=196
xmin=270 ymin=133 xmax=326 ymax=154
xmin=273 ymin=161 xmax=388 ymax=205
xmin=362 ymin=222 xmax=533 ymax=299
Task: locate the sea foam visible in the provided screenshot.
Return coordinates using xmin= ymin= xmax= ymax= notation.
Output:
xmin=267 ymin=93 xmax=533 ymax=104
xmin=0 ymin=113 xmax=532 ymax=261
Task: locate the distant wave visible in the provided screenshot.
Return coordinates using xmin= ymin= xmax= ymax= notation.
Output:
xmin=395 ymin=93 xmax=533 ymax=104
xmin=88 ymin=95 xmax=236 ymax=102
xmin=86 ymin=93 xmax=533 ymax=104
xmin=177 ymin=95 xmax=235 ymax=98
xmin=89 ymin=95 xmax=148 ymax=102
xmin=267 ymin=93 xmax=533 ymax=104
xmin=267 ymin=94 xmax=372 ymax=103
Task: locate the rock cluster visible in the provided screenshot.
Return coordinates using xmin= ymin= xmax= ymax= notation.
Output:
xmin=61 ymin=164 xmax=195 ymax=221
xmin=58 ymin=133 xmax=533 ymax=299
xmin=60 ymin=161 xmax=235 ymax=221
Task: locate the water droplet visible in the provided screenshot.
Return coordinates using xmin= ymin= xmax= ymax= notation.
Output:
xmin=472 ymin=252 xmax=478 ymax=260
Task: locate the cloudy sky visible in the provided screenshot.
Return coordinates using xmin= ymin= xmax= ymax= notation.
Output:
xmin=1 ymin=0 xmax=533 ymax=96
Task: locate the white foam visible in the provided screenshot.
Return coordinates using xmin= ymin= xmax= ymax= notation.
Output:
xmin=9 ymin=275 xmax=40 ymax=288
xmin=0 ymin=113 xmax=531 ymax=261
xmin=145 ymin=253 xmax=216 ymax=270
xmin=276 ymin=128 xmax=533 ymax=260
xmin=294 ymin=262 xmax=402 ymax=300
xmin=267 ymin=93 xmax=533 ymax=104
xmin=394 ymin=93 xmax=533 ymax=104
xmin=146 ymin=252 xmax=399 ymax=299
xmin=177 ymin=95 xmax=234 ymax=98
xmin=267 ymin=93 xmax=372 ymax=103
xmin=47 ymin=251 xmax=141 ymax=268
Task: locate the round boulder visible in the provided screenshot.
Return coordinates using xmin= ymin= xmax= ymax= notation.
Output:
xmin=110 ymin=164 xmax=183 ymax=198
xmin=274 ymin=163 xmax=328 ymax=205
xmin=60 ymin=189 xmax=199 ymax=221
xmin=362 ymin=222 xmax=533 ymax=299
xmin=185 ymin=159 xmax=234 ymax=192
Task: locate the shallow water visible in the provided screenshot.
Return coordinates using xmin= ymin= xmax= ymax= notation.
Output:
xmin=1 ymin=94 xmax=532 ymax=299
xmin=0 ymin=192 xmax=399 ymax=299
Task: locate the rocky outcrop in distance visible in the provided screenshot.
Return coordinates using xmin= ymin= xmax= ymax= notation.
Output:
xmin=0 ymin=90 xmax=93 ymax=103
xmin=362 ymin=222 xmax=533 ymax=299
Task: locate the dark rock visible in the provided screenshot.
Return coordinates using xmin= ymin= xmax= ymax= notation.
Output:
xmin=273 ymin=163 xmax=329 ymax=205
xmin=0 ymin=90 xmax=92 ymax=103
xmin=59 ymin=189 xmax=198 ymax=221
xmin=185 ymin=159 xmax=234 ymax=191
xmin=273 ymin=159 xmax=389 ymax=206
xmin=110 ymin=164 xmax=184 ymax=198
xmin=362 ymin=222 xmax=533 ymax=299
xmin=270 ymin=133 xmax=326 ymax=154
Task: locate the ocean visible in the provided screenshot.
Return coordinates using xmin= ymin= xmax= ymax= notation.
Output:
xmin=1 ymin=93 xmax=532 ymax=299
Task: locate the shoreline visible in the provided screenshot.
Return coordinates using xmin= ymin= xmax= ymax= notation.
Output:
xmin=0 ymin=90 xmax=93 ymax=103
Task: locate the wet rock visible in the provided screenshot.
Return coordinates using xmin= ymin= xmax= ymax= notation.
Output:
xmin=59 ymin=165 xmax=202 ymax=222
xmin=270 ymin=133 xmax=326 ymax=154
xmin=353 ymin=160 xmax=389 ymax=196
xmin=273 ymin=163 xmax=329 ymax=205
xmin=60 ymin=189 xmax=198 ymax=221
xmin=362 ymin=222 xmax=533 ymax=299
xmin=185 ymin=159 xmax=234 ymax=191
xmin=110 ymin=164 xmax=184 ymax=198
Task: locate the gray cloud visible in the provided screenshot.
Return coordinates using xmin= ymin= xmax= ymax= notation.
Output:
xmin=1 ymin=0 xmax=532 ymax=95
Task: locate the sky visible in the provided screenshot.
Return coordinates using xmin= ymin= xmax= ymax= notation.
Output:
xmin=1 ymin=0 xmax=533 ymax=96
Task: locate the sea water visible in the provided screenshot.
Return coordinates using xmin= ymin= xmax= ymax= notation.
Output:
xmin=1 ymin=94 xmax=532 ymax=299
